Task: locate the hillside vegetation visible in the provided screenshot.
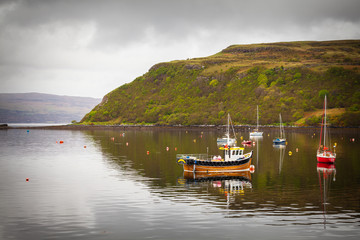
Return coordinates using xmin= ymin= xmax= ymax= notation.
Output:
xmin=81 ymin=40 xmax=360 ymax=127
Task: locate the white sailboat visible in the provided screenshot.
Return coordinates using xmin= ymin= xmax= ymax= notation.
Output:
xmin=273 ymin=113 xmax=286 ymax=145
xmin=250 ymin=105 xmax=263 ymax=136
xmin=217 ymin=113 xmax=237 ymax=146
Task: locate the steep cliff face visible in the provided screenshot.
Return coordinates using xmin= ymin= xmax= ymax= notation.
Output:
xmin=81 ymin=40 xmax=360 ymax=127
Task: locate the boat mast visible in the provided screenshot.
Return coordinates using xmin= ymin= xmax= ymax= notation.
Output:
xmin=227 ymin=113 xmax=230 ymax=145
xmin=279 ymin=114 xmax=282 ymax=138
xmin=256 ymin=105 xmax=259 ymax=130
xmin=324 ymin=95 xmax=327 ymax=149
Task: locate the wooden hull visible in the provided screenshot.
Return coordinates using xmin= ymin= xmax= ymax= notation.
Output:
xmin=181 ymin=157 xmax=252 ymax=173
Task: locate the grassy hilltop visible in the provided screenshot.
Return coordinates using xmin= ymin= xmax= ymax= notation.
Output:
xmin=81 ymin=40 xmax=360 ymax=127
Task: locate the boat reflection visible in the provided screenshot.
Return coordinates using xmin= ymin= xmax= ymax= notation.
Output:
xmin=181 ymin=171 xmax=253 ymax=205
xmin=317 ymin=162 xmax=336 ymax=229
xmin=250 ymin=135 xmax=262 ymax=169
xmin=273 ymin=144 xmax=286 ymax=173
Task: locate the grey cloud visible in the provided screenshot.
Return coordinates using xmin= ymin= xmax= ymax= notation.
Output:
xmin=0 ymin=0 xmax=359 ymax=97
xmin=2 ymin=0 xmax=360 ymax=46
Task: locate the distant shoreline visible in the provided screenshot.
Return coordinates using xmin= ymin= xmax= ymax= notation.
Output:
xmin=1 ymin=123 xmax=359 ymax=133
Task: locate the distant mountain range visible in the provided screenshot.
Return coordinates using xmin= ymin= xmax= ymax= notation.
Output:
xmin=81 ymin=40 xmax=360 ymax=127
xmin=0 ymin=93 xmax=100 ymax=123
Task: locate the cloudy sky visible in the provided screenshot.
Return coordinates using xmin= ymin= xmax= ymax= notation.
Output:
xmin=1 ymin=0 xmax=359 ymax=98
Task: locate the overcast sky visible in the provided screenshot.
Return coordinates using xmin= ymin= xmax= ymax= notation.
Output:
xmin=1 ymin=0 xmax=359 ymax=98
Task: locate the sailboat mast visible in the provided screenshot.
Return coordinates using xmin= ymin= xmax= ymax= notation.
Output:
xmin=279 ymin=114 xmax=282 ymax=138
xmin=324 ymin=95 xmax=327 ymax=148
xmin=257 ymin=105 xmax=259 ymax=129
xmin=227 ymin=113 xmax=230 ymax=145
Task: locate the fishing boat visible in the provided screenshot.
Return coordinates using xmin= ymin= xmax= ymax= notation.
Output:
xmin=249 ymin=105 xmax=263 ymax=136
xmin=273 ymin=113 xmax=286 ymax=145
xmin=177 ymin=145 xmax=253 ymax=173
xmin=317 ymin=95 xmax=336 ymax=163
xmin=217 ymin=113 xmax=236 ymax=146
xmin=177 ymin=114 xmax=253 ymax=173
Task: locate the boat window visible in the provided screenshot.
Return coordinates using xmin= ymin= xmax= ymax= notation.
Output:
xmin=232 ymin=150 xmax=236 ymax=155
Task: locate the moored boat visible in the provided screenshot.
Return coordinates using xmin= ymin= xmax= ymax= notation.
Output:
xmin=273 ymin=113 xmax=286 ymax=145
xmin=178 ymin=114 xmax=253 ymax=173
xmin=250 ymin=105 xmax=263 ymax=137
xmin=176 ymin=114 xmax=253 ymax=173
xmin=317 ymin=95 xmax=336 ymax=163
xmin=241 ymin=140 xmax=252 ymax=145
xmin=217 ymin=113 xmax=237 ymax=146
xmin=177 ymin=146 xmax=253 ymax=173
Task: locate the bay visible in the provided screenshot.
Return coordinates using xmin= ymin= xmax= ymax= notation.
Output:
xmin=0 ymin=128 xmax=359 ymax=239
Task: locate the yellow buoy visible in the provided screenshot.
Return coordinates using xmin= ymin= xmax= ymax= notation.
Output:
xmin=289 ymin=151 xmax=292 ymax=156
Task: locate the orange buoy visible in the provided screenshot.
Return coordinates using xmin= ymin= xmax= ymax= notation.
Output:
xmin=166 ymin=147 xmax=169 ymax=151
xmin=175 ymin=147 xmax=177 ymax=151
xmin=59 ymin=141 xmax=64 ymax=144
xmin=26 ymin=178 xmax=29 ymax=182
xmin=249 ymin=165 xmax=255 ymax=173
xmin=84 ymin=146 xmax=87 ymax=148
xmin=126 ymin=142 xmax=129 ymax=146
xmin=147 ymin=151 xmax=149 ymax=155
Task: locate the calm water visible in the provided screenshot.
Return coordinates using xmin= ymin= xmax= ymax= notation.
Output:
xmin=0 ymin=128 xmax=359 ymax=240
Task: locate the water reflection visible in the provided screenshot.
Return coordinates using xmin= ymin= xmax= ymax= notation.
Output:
xmin=181 ymin=171 xmax=253 ymax=206
xmin=273 ymin=144 xmax=286 ymax=173
xmin=1 ymin=128 xmax=359 ymax=239
xmin=317 ymin=163 xmax=336 ymax=229
xmin=250 ymin=135 xmax=262 ymax=168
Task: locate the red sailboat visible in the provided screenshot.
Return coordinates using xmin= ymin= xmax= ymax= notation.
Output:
xmin=317 ymin=95 xmax=336 ymax=163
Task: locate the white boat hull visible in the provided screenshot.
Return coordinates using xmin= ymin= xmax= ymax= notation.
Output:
xmin=250 ymin=132 xmax=263 ymax=136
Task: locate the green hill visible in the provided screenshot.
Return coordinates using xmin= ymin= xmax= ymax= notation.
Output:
xmin=81 ymin=40 xmax=360 ymax=127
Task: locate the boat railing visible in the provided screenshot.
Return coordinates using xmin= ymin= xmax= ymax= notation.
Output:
xmin=176 ymin=154 xmax=213 ymax=161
